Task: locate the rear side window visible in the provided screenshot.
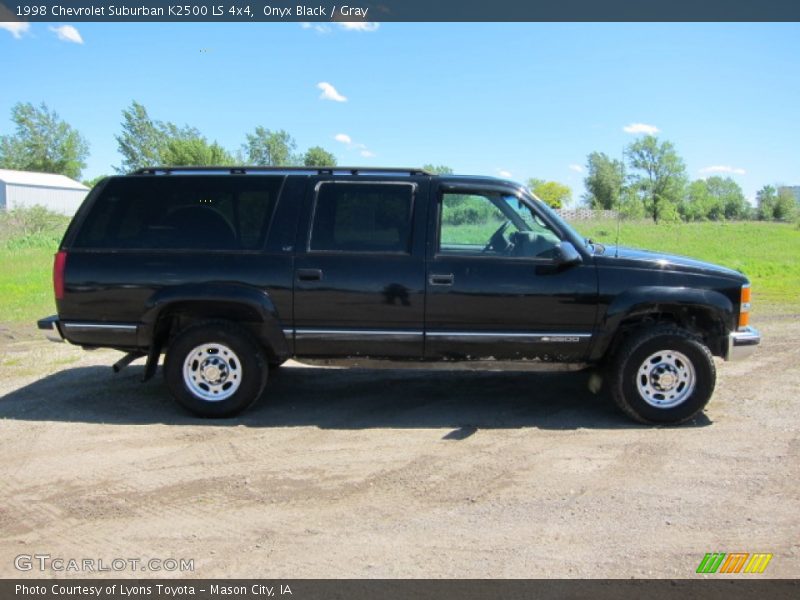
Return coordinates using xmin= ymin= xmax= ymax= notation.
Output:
xmin=72 ymin=176 xmax=283 ymax=250
xmin=309 ymin=182 xmax=415 ymax=253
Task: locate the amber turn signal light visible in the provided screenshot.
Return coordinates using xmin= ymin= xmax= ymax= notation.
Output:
xmin=739 ymin=284 xmax=751 ymax=328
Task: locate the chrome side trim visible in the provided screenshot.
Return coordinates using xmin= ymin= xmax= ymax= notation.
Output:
xmin=291 ymin=328 xmax=591 ymax=343
xmin=62 ymin=322 xmax=138 ymax=332
xmin=282 ymin=328 xmax=294 ymax=337
xmin=295 ymin=328 xmax=422 ymax=339
xmin=427 ymin=331 xmax=591 ymax=343
xmin=726 ymin=326 xmax=761 ymax=361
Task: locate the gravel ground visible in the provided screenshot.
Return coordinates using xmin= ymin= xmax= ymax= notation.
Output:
xmin=0 ymin=316 xmax=798 ymax=578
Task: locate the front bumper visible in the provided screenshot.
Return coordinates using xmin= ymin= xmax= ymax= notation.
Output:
xmin=37 ymin=315 xmax=64 ymax=343
xmin=725 ymin=325 xmax=761 ymax=361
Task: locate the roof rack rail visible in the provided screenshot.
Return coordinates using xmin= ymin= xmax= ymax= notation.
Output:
xmin=131 ymin=166 xmax=432 ymax=176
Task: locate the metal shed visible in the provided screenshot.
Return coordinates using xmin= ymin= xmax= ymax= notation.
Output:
xmin=0 ymin=169 xmax=89 ymax=215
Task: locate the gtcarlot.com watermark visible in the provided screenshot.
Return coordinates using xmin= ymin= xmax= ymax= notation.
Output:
xmin=14 ymin=554 xmax=194 ymax=573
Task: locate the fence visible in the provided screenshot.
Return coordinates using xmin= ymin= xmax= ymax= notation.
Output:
xmin=555 ymin=208 xmax=618 ymax=221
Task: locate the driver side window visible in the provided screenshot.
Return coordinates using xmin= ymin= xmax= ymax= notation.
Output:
xmin=438 ymin=191 xmax=561 ymax=258
xmin=439 ymin=193 xmax=509 ymax=252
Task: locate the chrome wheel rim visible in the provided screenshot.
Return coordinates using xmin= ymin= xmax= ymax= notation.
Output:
xmin=182 ymin=343 xmax=242 ymax=402
xmin=636 ymin=350 xmax=696 ymax=409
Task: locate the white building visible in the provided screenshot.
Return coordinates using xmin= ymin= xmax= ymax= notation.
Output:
xmin=0 ymin=169 xmax=89 ymax=215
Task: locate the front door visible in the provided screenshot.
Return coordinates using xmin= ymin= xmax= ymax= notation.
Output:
xmin=293 ymin=179 xmax=427 ymax=357
xmin=424 ymin=185 xmax=598 ymax=360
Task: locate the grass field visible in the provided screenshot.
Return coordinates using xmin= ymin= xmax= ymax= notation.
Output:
xmin=0 ymin=219 xmax=797 ymax=325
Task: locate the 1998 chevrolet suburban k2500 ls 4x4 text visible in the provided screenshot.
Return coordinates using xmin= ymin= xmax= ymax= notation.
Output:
xmin=38 ymin=167 xmax=760 ymax=423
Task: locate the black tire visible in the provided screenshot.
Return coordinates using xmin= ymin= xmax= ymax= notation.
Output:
xmin=268 ymin=360 xmax=286 ymax=371
xmin=164 ymin=321 xmax=268 ymax=418
xmin=609 ymin=326 xmax=716 ymax=425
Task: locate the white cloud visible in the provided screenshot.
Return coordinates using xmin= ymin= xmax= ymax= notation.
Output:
xmin=623 ymin=122 xmax=660 ymax=135
xmin=699 ymin=165 xmax=746 ymax=176
xmin=569 ymin=164 xmax=584 ymax=173
xmin=497 ymin=170 xmax=513 ymax=178
xmin=338 ymin=22 xmax=380 ymax=32
xmin=0 ymin=22 xmax=30 ymax=39
xmin=300 ymin=22 xmax=331 ymax=34
xmin=317 ymin=81 xmax=347 ymax=102
xmin=50 ymin=25 xmax=83 ymax=44
xmin=334 ymin=134 xmax=374 ymax=157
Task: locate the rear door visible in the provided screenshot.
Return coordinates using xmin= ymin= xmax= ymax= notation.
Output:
xmin=292 ymin=177 xmax=428 ymax=357
xmin=424 ymin=182 xmax=598 ymax=360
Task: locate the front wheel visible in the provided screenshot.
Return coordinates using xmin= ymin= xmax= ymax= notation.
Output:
xmin=609 ymin=326 xmax=716 ymax=424
xmin=164 ymin=321 xmax=268 ymax=418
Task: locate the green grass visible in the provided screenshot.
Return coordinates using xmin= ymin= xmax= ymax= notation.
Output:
xmin=0 ymin=246 xmax=58 ymax=323
xmin=441 ymin=221 xmax=506 ymax=246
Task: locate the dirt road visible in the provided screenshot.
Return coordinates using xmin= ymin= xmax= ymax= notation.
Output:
xmin=1 ymin=317 xmax=798 ymax=578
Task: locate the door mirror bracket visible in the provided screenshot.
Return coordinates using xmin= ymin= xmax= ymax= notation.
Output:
xmin=554 ymin=241 xmax=582 ymax=266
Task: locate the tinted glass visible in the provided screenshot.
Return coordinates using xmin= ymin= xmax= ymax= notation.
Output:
xmin=439 ymin=191 xmax=561 ymax=258
xmin=310 ymin=183 xmax=414 ymax=253
xmin=73 ymin=176 xmax=283 ymax=250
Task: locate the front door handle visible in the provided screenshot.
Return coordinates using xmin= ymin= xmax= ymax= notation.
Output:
xmin=297 ymin=268 xmax=323 ymax=282
xmin=429 ymin=273 xmax=454 ymax=286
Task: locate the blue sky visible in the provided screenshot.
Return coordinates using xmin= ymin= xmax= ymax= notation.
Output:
xmin=1 ymin=22 xmax=798 ymax=204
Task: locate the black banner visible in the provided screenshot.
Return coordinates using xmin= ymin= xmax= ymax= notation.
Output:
xmin=2 ymin=580 xmax=800 ymax=600
xmin=1 ymin=0 xmax=800 ymax=22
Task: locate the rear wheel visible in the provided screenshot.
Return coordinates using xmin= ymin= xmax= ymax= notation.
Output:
xmin=165 ymin=321 xmax=267 ymax=418
xmin=609 ymin=326 xmax=716 ymax=424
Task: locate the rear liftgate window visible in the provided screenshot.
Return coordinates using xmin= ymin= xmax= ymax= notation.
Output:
xmin=73 ymin=176 xmax=283 ymax=250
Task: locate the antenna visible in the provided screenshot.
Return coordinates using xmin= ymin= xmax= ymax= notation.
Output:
xmin=614 ymin=146 xmax=624 ymax=258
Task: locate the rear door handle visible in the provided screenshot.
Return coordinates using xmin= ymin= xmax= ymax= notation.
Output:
xmin=297 ymin=268 xmax=323 ymax=282
xmin=429 ymin=273 xmax=454 ymax=286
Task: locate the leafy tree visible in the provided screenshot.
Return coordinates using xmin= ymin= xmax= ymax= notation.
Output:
xmin=583 ymin=152 xmax=625 ymax=210
xmin=683 ymin=179 xmax=715 ymax=221
xmin=115 ymin=101 xmax=166 ymax=173
xmin=303 ymin=146 xmax=337 ymax=167
xmin=422 ymin=164 xmax=454 ymax=175
xmin=618 ymin=187 xmax=645 ymax=220
xmin=244 ymin=127 xmax=297 ymax=166
xmin=756 ymin=185 xmax=778 ymax=220
xmin=527 ymin=178 xmax=571 ymax=209
xmin=115 ymin=101 xmax=209 ymax=172
xmin=0 ymin=102 xmax=89 ymax=179
xmin=706 ymin=176 xmax=749 ymax=220
xmin=683 ymin=177 xmax=748 ymax=221
xmin=774 ymin=187 xmax=798 ymax=221
xmin=161 ymin=137 xmax=234 ymax=167
xmin=625 ymin=136 xmax=687 ymax=223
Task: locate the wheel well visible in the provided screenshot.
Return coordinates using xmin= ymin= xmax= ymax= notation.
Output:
xmin=152 ymin=302 xmax=279 ymax=361
xmin=605 ymin=306 xmax=728 ymax=361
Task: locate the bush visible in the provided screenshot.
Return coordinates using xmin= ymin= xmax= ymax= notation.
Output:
xmin=442 ymin=196 xmax=501 ymax=226
xmin=0 ymin=205 xmax=69 ymax=249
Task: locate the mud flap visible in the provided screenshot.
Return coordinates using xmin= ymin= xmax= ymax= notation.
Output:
xmin=142 ymin=343 xmax=161 ymax=382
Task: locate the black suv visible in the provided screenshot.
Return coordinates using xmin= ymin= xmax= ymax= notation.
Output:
xmin=38 ymin=167 xmax=760 ymax=423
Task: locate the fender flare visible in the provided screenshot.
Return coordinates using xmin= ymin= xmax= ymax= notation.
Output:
xmin=589 ymin=286 xmax=734 ymax=361
xmin=138 ymin=283 xmax=290 ymax=361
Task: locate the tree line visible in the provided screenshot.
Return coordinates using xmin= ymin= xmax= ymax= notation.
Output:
xmin=581 ymin=136 xmax=797 ymax=223
xmin=0 ymin=101 xmax=338 ymax=187
xmin=0 ymin=101 xmax=796 ymax=223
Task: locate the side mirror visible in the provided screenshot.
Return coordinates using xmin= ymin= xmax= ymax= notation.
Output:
xmin=554 ymin=241 xmax=582 ymax=266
